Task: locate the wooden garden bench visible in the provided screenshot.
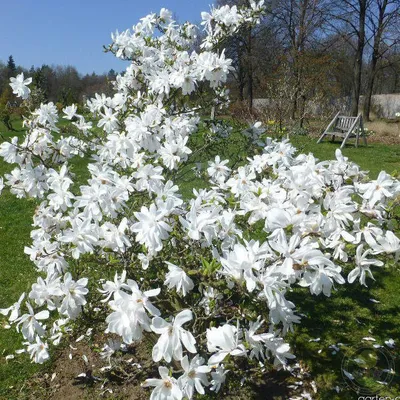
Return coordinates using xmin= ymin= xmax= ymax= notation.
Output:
xmin=317 ymin=112 xmax=367 ymax=149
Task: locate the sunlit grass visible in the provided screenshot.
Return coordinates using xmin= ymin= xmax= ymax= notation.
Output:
xmin=0 ymin=118 xmax=399 ymax=398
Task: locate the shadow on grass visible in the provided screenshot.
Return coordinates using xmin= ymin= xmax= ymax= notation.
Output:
xmin=287 ymin=266 xmax=400 ymax=398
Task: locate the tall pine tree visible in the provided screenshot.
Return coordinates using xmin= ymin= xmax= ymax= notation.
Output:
xmin=7 ymin=55 xmax=16 ymax=72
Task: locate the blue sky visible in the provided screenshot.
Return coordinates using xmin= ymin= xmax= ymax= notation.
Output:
xmin=1 ymin=0 xmax=214 ymax=75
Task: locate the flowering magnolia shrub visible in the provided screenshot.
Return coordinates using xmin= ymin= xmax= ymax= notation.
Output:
xmin=1 ymin=2 xmax=400 ymax=399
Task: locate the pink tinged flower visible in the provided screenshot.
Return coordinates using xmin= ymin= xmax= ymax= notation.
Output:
xmin=151 ymin=309 xmax=196 ymax=363
xmin=206 ymin=324 xmax=246 ymax=365
xmin=164 ymin=262 xmax=194 ymax=296
xmin=143 ymin=366 xmax=183 ymax=400
xmin=9 ymin=73 xmax=32 ymax=99
xmin=26 ymin=336 xmax=49 ymax=364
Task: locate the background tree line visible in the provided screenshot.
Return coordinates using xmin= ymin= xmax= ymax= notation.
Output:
xmin=1 ymin=0 xmax=400 ymax=130
xmin=0 ymin=55 xmax=115 ymax=129
xmin=219 ymin=0 xmax=400 ymax=125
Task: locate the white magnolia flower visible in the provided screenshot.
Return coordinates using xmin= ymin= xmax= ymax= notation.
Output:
xmin=59 ymin=273 xmax=88 ymax=319
xmin=97 ymin=106 xmax=119 ymax=133
xmin=10 ymin=73 xmax=32 ymax=99
xmin=131 ymin=204 xmax=172 ymax=252
xmin=0 ymin=292 xmax=25 ymax=322
xmin=178 ymin=355 xmax=210 ymax=398
xmin=16 ymin=302 xmax=49 ymax=341
xmin=348 ymin=244 xmax=384 ymax=286
xmin=358 ymin=171 xmax=394 ymax=207
xmin=374 ymin=231 xmax=400 ymax=260
xmin=209 ymin=365 xmax=228 ymax=392
xmin=299 ymin=259 xmax=345 ymax=297
xmin=63 ymin=104 xmax=78 ymax=120
xmin=385 ymin=338 xmax=395 ymax=348
xmin=1 ymin=6 xmax=399 ymax=396
xmin=207 ymin=323 xmax=246 ymax=364
xmin=143 ymin=366 xmax=183 ymax=400
xmin=207 ymin=156 xmax=231 ymax=182
xmin=220 ymin=240 xmax=268 ymax=292
xmin=245 ymin=316 xmax=268 ymax=361
xmin=99 ymin=270 xmax=127 ymax=302
xmin=151 ymin=309 xmax=196 ymax=362
xmin=106 ymin=282 xmax=160 ymax=343
xmin=164 ymin=262 xmax=194 ymax=296
xmin=29 ymin=274 xmax=62 ymax=310
xmin=26 ymin=336 xmax=49 ymax=364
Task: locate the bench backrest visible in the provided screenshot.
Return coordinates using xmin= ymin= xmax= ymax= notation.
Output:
xmin=335 ymin=116 xmax=357 ymax=131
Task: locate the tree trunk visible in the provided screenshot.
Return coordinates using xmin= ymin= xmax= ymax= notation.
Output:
xmin=363 ymin=74 xmax=374 ymax=120
xmin=238 ymin=61 xmax=245 ymax=102
xmin=363 ymin=0 xmax=388 ymax=121
xmin=247 ymin=27 xmax=253 ymax=111
xmin=239 ymin=81 xmax=245 ymax=102
xmin=291 ymin=89 xmax=298 ymax=120
xmin=299 ymin=94 xmax=306 ymax=128
xmin=351 ymin=0 xmax=367 ymax=117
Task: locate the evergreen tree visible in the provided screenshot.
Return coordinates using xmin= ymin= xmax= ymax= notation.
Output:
xmin=7 ymin=55 xmax=16 ymax=72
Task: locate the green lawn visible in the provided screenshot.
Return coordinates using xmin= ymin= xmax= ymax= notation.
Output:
xmin=0 ymin=120 xmax=399 ymax=398
xmin=289 ymin=135 xmax=400 ymax=179
xmin=0 ymin=121 xmax=43 ymax=398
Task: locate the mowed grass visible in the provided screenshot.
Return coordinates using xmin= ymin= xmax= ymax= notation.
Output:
xmin=0 ymin=119 xmax=399 ymax=398
xmin=290 ymin=134 xmax=400 ymax=179
xmin=0 ymin=119 xmax=89 ymax=398
xmin=0 ymin=120 xmax=42 ymax=398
